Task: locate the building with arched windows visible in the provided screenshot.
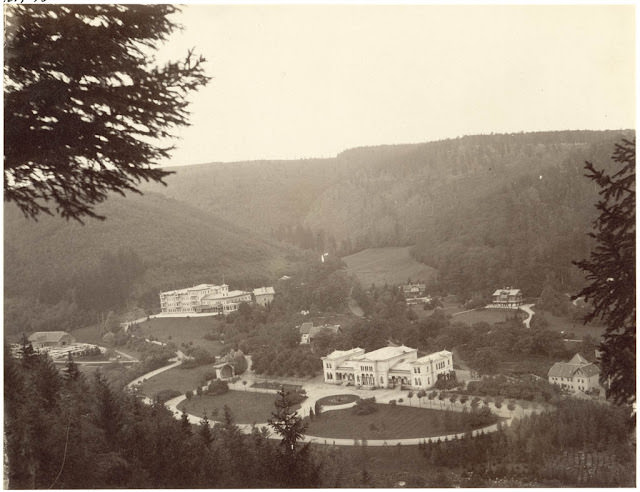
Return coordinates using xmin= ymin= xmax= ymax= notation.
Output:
xmin=321 ymin=345 xmax=453 ymax=390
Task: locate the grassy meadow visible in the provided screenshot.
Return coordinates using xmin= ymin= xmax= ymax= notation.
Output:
xmin=178 ymin=390 xmax=293 ymax=424
xmin=304 ymin=404 xmax=499 ymax=440
xmin=134 ymin=316 xmax=226 ymax=355
xmin=342 ymin=247 xmax=437 ymax=287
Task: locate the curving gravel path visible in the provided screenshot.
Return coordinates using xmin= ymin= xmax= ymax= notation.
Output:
xmin=164 ymin=377 xmax=543 ymax=446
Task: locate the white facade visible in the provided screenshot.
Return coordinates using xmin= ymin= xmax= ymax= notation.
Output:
xmin=159 ymin=284 xmax=229 ymax=313
xmin=548 ymin=353 xmax=601 ymax=394
xmin=253 ymin=286 xmax=275 ymax=307
xmin=322 ymin=346 xmax=453 ymax=390
xmin=200 ymin=289 xmax=252 ymax=314
xmin=491 ymin=287 xmax=523 ymax=308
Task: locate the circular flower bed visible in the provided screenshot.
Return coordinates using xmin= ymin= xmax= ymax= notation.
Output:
xmin=316 ymin=394 xmax=360 ymax=406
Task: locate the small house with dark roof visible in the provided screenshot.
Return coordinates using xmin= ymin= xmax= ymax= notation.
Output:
xmin=28 ymin=331 xmax=76 ymax=349
xmin=548 ymin=353 xmax=601 ymax=394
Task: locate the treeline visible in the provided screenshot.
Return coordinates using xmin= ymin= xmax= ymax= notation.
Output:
xmin=4 ymin=192 xmax=306 ymax=336
xmin=4 ymin=344 xmax=322 ymax=489
xmin=418 ymin=399 xmax=634 ymax=486
xmin=411 ymin=136 xmax=629 ymax=299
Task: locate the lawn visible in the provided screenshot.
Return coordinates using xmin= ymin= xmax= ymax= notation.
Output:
xmin=70 ymin=324 xmax=145 ymax=360
xmin=342 ymin=246 xmax=437 ymax=287
xmin=304 ymin=404 xmax=499 ymax=440
xmin=450 ymin=309 xmax=520 ymax=326
xmin=134 ymin=317 xmax=226 ymax=355
xmin=70 ymin=325 xmax=106 ymax=346
xmin=139 ymin=365 xmax=219 ymax=398
xmin=533 ymin=309 xmax=605 ymax=339
xmin=177 ymin=390 xmax=297 ymax=424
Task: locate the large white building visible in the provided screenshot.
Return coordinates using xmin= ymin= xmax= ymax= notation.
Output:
xmin=321 ymin=345 xmax=453 ymax=390
xmin=159 ymin=283 xmax=275 ymax=314
xmin=159 ymin=284 xmax=229 ymax=313
xmin=200 ymin=289 xmax=252 ymax=314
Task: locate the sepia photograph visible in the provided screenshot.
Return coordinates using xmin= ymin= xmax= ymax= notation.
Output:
xmin=3 ymin=2 xmax=636 ymax=488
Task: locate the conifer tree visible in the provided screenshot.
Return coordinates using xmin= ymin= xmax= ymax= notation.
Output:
xmin=574 ymin=138 xmax=636 ymax=405
xmin=18 ymin=333 xmax=37 ymax=367
xmin=180 ymin=410 xmax=192 ymax=436
xmin=4 ymin=4 xmax=210 ymax=221
xmin=64 ymin=352 xmax=81 ymax=382
xmin=199 ymin=412 xmax=212 ymax=447
xmin=268 ymin=388 xmax=319 ymax=487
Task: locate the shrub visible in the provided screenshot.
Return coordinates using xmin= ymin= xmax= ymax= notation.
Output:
xmin=207 ymin=379 xmax=229 ymax=396
xmin=389 ymin=400 xmax=397 ymax=406
xmin=285 ymin=389 xmax=307 ymax=406
xmin=353 ymin=397 xmax=377 ymax=415
xmin=185 ymin=390 xmax=193 ymax=400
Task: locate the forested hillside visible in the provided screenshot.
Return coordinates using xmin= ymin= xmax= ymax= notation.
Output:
xmin=4 ymin=192 xmax=307 ymax=334
xmin=143 ymin=130 xmax=633 ymax=297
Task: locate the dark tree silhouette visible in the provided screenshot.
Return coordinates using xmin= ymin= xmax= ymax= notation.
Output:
xmin=4 ymin=4 xmax=209 ymax=221
xmin=268 ymin=387 xmax=319 ymax=487
xmin=574 ymin=138 xmax=635 ymax=405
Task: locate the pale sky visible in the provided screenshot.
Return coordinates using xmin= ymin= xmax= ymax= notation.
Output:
xmin=157 ymin=4 xmax=635 ymax=166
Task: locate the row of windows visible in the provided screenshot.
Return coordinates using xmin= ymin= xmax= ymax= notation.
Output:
xmin=551 ymin=376 xmax=588 ymax=383
xmin=413 ymin=377 xmax=431 ymax=386
xmin=361 ymin=365 xmax=373 ymax=372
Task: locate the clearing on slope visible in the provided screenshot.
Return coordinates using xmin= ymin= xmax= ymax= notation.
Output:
xmin=342 ymin=247 xmax=437 ymax=287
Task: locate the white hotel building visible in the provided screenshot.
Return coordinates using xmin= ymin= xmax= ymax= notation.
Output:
xmin=321 ymin=345 xmax=453 ymax=390
xmin=159 ymin=283 xmax=251 ymax=314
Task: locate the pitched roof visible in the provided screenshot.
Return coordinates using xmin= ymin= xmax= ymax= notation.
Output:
xmin=309 ymin=325 xmax=341 ymax=338
xmin=360 ymin=345 xmax=416 ymax=362
xmin=28 ymin=331 xmax=73 ymax=343
xmin=299 ymin=322 xmax=314 ymax=334
xmin=548 ymin=353 xmax=600 ymax=379
xmin=569 ymin=353 xmax=590 ymax=364
xmin=548 ymin=362 xmax=578 ymax=379
xmin=412 ymin=350 xmax=452 ymax=365
xmin=253 ymin=286 xmax=275 ymax=296
xmin=576 ymin=364 xmax=600 ymax=377
xmin=323 ymin=348 xmax=365 ymax=360
xmin=493 ymin=288 xmax=521 ymax=296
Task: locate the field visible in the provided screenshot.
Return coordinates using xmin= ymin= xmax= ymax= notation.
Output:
xmin=304 ymin=404 xmax=499 ymax=440
xmin=178 ymin=390 xmax=297 ymax=424
xmin=134 ymin=317 xmax=226 ymax=355
xmin=450 ymin=308 xmax=521 ymax=326
xmin=533 ymin=309 xmax=606 ymax=339
xmin=342 ymin=246 xmax=437 ymax=287
xmin=139 ymin=365 xmax=220 ymax=398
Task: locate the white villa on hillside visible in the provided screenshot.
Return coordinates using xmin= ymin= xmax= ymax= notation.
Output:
xmin=548 ymin=353 xmax=601 ymax=394
xmin=489 ymin=287 xmax=523 ymax=308
xmin=322 ymin=345 xmax=453 ymax=390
